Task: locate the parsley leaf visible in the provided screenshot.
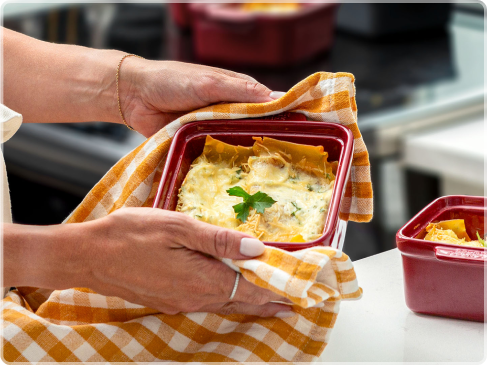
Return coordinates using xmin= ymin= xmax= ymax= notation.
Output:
xmin=291 ymin=201 xmax=301 ymax=217
xmin=227 ymin=186 xmax=251 ymax=199
xmin=232 ymin=202 xmax=251 ymax=223
xmin=476 ymin=232 xmax=486 ymax=247
xmin=227 ymin=187 xmax=276 ymax=222
xmin=249 ymin=191 xmax=277 ymax=214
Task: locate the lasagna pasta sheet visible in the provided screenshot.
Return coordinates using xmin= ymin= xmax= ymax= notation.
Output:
xmin=424 ymin=219 xmax=484 ymax=248
xmin=177 ymin=135 xmax=336 ymax=243
xmin=198 ymin=135 xmax=254 ymax=167
xmin=252 ymin=137 xmax=335 ymax=178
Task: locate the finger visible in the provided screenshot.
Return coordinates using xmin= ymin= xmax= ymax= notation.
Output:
xmin=214 ymin=76 xmax=274 ymax=104
xmin=212 ymin=69 xmax=284 ymax=100
xmin=230 ymin=72 xmax=259 ymax=83
xmin=186 ymin=256 xmax=292 ymax=308
xmin=230 ymin=272 xmax=293 ymax=305
xmin=179 ymin=214 xmax=266 ymax=259
xmin=152 ymin=303 xmax=182 ymax=316
xmin=208 ymin=66 xmax=259 ymax=83
xmin=201 ymin=301 xmax=295 ymax=318
xmin=209 ymin=264 xmax=292 ymax=305
xmin=269 ymin=91 xmax=286 ymax=99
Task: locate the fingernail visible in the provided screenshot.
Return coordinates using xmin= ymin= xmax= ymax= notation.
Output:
xmin=275 ymin=311 xmax=296 ymax=318
xmin=240 ymin=238 xmax=265 ymax=257
xmin=269 ymin=91 xmax=286 ymax=100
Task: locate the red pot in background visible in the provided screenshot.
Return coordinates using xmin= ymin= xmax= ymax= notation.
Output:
xmin=169 ymin=3 xmax=192 ymax=29
xmin=396 ymin=195 xmax=486 ymax=322
xmin=188 ymin=3 xmax=339 ymax=67
xmin=152 ymin=113 xmax=354 ymax=252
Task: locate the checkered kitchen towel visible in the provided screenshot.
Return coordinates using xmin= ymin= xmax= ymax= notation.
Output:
xmin=2 ymin=72 xmax=369 ymax=362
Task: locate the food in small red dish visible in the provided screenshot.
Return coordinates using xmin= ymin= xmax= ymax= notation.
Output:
xmin=152 ymin=113 xmax=354 ymax=251
xmin=396 ymin=195 xmax=486 ymax=322
xmin=422 ymin=219 xmax=486 ymax=248
xmin=188 ymin=3 xmax=339 ymax=67
xmin=176 ymin=135 xmax=337 ymax=244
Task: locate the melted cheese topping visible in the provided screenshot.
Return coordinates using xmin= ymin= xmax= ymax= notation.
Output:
xmin=177 ymin=136 xmax=335 ymax=242
xmin=424 ymin=223 xmax=484 ymax=248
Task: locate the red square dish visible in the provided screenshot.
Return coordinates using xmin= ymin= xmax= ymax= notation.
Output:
xmin=153 ymin=113 xmax=354 ymax=251
xmin=189 ymin=3 xmax=339 ymax=67
xmin=396 ymin=195 xmax=486 ymax=322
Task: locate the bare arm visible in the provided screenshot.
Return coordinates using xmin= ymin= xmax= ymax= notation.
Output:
xmin=3 ymin=27 xmax=122 ymax=125
xmin=2 ymin=27 xmax=277 ymax=137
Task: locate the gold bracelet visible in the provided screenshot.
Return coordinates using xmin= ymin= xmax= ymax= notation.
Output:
xmin=116 ymin=54 xmax=143 ymax=131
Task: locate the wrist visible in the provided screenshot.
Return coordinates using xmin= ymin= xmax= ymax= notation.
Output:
xmin=90 ymin=50 xmax=148 ymax=128
xmin=3 ymin=222 xmax=94 ymax=289
xmin=78 ymin=48 xmax=127 ymax=124
xmin=116 ymin=55 xmax=148 ymax=129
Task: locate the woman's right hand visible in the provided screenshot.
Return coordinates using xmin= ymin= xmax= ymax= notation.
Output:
xmin=81 ymin=208 xmax=294 ymax=317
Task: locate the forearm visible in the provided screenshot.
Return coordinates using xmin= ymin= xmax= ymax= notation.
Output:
xmin=2 ymin=222 xmax=94 ymax=289
xmin=2 ymin=27 xmax=125 ymax=124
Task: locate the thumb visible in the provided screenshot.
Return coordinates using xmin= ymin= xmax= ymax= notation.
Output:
xmin=183 ymin=217 xmax=265 ymax=259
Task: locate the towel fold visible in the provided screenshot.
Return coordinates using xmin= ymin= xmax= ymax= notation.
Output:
xmin=1 ymin=72 xmax=370 ymax=362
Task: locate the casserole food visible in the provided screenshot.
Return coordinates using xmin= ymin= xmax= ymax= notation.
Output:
xmin=396 ymin=195 xmax=486 ymax=322
xmin=240 ymin=3 xmax=301 ymax=14
xmin=423 ymin=219 xmax=485 ymax=248
xmin=152 ymin=113 xmax=354 ymax=251
xmin=176 ymin=135 xmax=337 ymax=243
xmin=189 ymin=3 xmax=339 ymax=67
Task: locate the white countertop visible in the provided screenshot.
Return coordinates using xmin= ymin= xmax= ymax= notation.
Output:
xmin=322 ymin=249 xmax=486 ymax=362
xmin=403 ymin=119 xmax=484 ymax=186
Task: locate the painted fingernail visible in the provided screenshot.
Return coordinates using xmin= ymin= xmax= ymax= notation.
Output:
xmin=269 ymin=91 xmax=286 ymax=100
xmin=240 ymin=238 xmax=265 ymax=257
xmin=275 ymin=311 xmax=296 ymax=318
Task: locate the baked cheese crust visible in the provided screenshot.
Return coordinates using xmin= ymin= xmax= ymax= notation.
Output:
xmin=177 ymin=136 xmax=336 ymax=243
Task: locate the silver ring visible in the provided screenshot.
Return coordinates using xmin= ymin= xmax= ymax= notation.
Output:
xmin=229 ymin=272 xmax=240 ymax=301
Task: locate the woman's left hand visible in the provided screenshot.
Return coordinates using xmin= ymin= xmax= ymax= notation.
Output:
xmin=118 ymin=59 xmax=278 ymax=137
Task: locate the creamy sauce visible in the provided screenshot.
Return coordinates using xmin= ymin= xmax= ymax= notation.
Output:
xmin=177 ymin=137 xmax=335 ymax=242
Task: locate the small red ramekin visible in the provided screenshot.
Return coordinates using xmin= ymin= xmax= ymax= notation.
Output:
xmin=396 ymin=195 xmax=486 ymax=322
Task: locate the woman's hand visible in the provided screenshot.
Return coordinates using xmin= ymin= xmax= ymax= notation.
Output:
xmin=118 ymin=59 xmax=278 ymax=137
xmin=82 ymin=208 xmax=293 ymax=317
xmin=4 ymin=209 xmax=293 ymax=317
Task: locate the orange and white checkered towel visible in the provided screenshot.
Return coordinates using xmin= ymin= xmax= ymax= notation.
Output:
xmin=1 ymin=72 xmax=370 ymax=362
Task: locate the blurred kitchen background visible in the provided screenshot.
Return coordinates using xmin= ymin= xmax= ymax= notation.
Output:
xmin=2 ymin=2 xmax=484 ymax=260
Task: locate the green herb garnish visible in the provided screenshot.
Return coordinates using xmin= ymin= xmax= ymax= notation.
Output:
xmin=476 ymin=232 xmax=486 ymax=247
xmin=307 ymin=184 xmax=313 ymax=191
xmin=227 ymin=186 xmax=276 ymax=223
xmin=291 ymin=201 xmax=301 ymax=217
xmin=289 ymin=175 xmax=298 ymax=184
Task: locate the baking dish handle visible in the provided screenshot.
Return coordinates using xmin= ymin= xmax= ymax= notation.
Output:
xmin=435 ymin=246 xmax=487 ymax=266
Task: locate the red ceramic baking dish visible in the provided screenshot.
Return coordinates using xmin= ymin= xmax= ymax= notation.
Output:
xmin=396 ymin=195 xmax=486 ymax=322
xmin=153 ymin=112 xmax=354 ymax=252
xmin=169 ymin=4 xmax=192 ymax=29
xmin=188 ymin=3 xmax=339 ymax=67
